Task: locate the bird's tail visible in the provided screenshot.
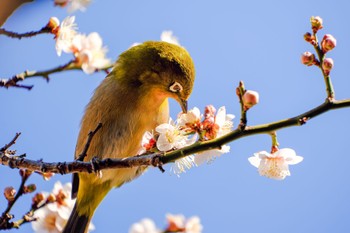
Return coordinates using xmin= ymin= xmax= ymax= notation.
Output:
xmin=63 ymin=202 xmax=92 ymax=233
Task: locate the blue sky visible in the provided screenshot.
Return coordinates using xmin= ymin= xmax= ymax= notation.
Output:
xmin=1 ymin=0 xmax=350 ymax=232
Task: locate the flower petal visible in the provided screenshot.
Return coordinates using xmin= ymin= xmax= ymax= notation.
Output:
xmin=248 ymin=156 xmax=260 ymax=168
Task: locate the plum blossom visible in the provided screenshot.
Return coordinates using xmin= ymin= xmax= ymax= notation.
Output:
xmin=194 ymin=106 xmax=234 ymax=165
xmin=155 ymin=119 xmax=194 ymax=152
xmin=71 ymin=32 xmax=111 ymax=74
xmin=165 ymin=214 xmax=203 ymax=233
xmin=160 ymin=31 xmax=180 ymax=46
xmin=248 ymin=148 xmax=303 ymax=180
xmin=178 ymin=107 xmax=201 ymax=133
xmin=32 ymin=181 xmax=94 ymax=233
xmin=54 ymin=0 xmax=91 ymax=13
xmin=129 ymin=218 xmax=160 ymax=233
xmin=55 ymin=16 xmax=78 ymax=56
xmin=156 ymin=119 xmax=197 ymax=175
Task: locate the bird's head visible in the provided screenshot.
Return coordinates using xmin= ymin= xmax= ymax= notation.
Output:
xmin=113 ymin=41 xmax=195 ymax=112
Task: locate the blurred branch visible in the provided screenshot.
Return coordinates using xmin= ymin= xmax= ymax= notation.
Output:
xmin=1 ymin=98 xmax=350 ymax=174
xmin=0 ymin=61 xmax=113 ymax=90
xmin=0 ymin=0 xmax=33 ymax=27
xmin=0 ymin=27 xmax=51 ymax=39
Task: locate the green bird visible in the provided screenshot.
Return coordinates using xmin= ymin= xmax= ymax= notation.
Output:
xmin=63 ymin=41 xmax=195 ymax=233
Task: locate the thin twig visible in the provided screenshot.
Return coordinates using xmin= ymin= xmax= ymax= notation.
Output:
xmin=0 ymin=27 xmax=51 ymax=39
xmin=1 ymin=132 xmax=21 ymax=152
xmin=0 ymin=60 xmax=76 ymax=90
xmin=76 ymin=123 xmax=103 ymax=161
xmin=312 ymin=32 xmax=335 ymax=100
xmin=0 ymin=61 xmax=114 ymax=90
xmin=0 ymin=171 xmax=31 ymax=229
xmin=236 ymin=81 xmax=247 ymax=129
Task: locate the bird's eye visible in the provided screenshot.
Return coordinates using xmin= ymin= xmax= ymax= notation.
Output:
xmin=169 ymin=81 xmax=183 ymax=93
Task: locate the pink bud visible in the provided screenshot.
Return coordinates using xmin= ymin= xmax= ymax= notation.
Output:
xmin=54 ymin=0 xmax=69 ymax=7
xmin=242 ymin=90 xmax=259 ymax=109
xmin=310 ymin=16 xmax=323 ymax=32
xmin=322 ymin=58 xmax=334 ymax=75
xmin=4 ymin=187 xmax=16 ymax=202
xmin=32 ymin=193 xmax=45 ymax=206
xmin=321 ymin=34 xmax=337 ymax=53
xmin=301 ymin=52 xmax=316 ymax=66
xmin=46 ymin=193 xmax=56 ymax=203
xmin=303 ymin=32 xmax=314 ymax=43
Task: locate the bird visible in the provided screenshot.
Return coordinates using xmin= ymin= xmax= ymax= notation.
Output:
xmin=63 ymin=41 xmax=195 ymax=233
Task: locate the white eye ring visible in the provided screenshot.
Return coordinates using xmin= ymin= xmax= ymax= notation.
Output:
xmin=169 ymin=81 xmax=183 ymax=93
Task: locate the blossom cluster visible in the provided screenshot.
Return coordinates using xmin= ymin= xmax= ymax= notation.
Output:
xmin=31 ymin=182 xmax=95 ymax=233
xmin=46 ymin=16 xmax=111 ymax=74
xmin=301 ymin=16 xmax=336 ymax=76
xmin=129 ymin=214 xmax=203 ymax=233
xmin=139 ymin=105 xmax=235 ymax=175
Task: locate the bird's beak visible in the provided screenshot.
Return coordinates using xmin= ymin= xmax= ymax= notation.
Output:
xmin=180 ymin=99 xmax=188 ymax=113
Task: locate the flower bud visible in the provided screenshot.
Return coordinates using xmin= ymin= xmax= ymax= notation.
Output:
xmin=322 ymin=58 xmax=334 ymax=75
xmin=310 ymin=16 xmax=323 ymax=33
xmin=242 ymin=90 xmax=259 ymax=109
xmin=46 ymin=193 xmax=56 ymax=203
xmin=32 ymin=193 xmax=45 ymax=206
xmin=56 ymin=189 xmax=68 ymax=206
xmin=19 ymin=169 xmax=32 ymax=178
xmin=23 ymin=184 xmax=36 ymax=194
xmin=46 ymin=17 xmax=60 ymax=35
xmin=301 ymin=52 xmax=316 ymax=66
xmin=303 ymin=32 xmax=314 ymax=43
xmin=4 ymin=187 xmax=16 ymax=202
xmin=54 ymin=0 xmax=69 ymax=7
xmin=321 ymin=34 xmax=337 ymax=53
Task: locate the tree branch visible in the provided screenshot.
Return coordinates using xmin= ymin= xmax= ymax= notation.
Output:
xmin=0 ymin=27 xmax=51 ymax=39
xmin=0 ymin=61 xmax=114 ymax=90
xmin=1 ymin=98 xmax=349 ymax=174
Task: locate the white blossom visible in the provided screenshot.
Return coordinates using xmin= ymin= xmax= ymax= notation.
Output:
xmin=160 ymin=31 xmax=180 ymax=46
xmin=155 ymin=120 xmax=190 ymax=151
xmin=54 ymin=0 xmax=91 ymax=13
xmin=71 ymin=32 xmax=111 ymax=74
xmin=177 ymin=107 xmax=201 ymax=130
xmin=156 ymin=119 xmax=197 ymax=175
xmin=165 ymin=214 xmax=203 ymax=233
xmin=55 ymin=16 xmax=78 ymax=56
xmin=129 ymin=218 xmax=160 ymax=233
xmin=185 ymin=216 xmax=203 ymax=233
xmin=68 ymin=0 xmax=91 ymax=12
xmin=248 ymin=148 xmax=303 ymax=180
